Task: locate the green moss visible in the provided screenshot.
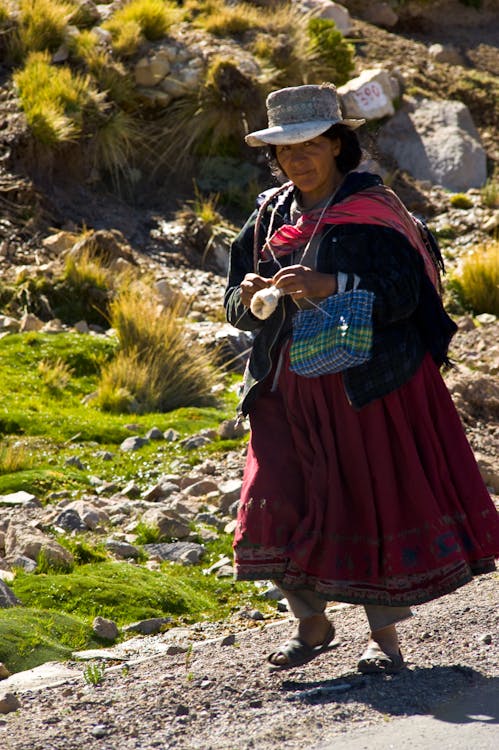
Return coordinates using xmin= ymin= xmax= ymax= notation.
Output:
xmin=0 ymin=608 xmax=99 ymax=673
xmin=11 ymin=558 xmax=258 ymax=626
xmin=450 ymin=193 xmax=473 ymax=209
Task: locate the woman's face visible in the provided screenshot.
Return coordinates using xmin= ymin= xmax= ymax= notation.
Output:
xmin=275 ymin=135 xmax=342 ymax=208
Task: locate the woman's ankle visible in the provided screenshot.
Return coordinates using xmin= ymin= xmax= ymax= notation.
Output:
xmin=369 ymin=624 xmax=399 ymax=654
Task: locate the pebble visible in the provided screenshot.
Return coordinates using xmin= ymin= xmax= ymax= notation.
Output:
xmin=478 ymin=633 xmax=492 ymax=645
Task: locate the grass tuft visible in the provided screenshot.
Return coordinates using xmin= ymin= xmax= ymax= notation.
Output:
xmin=481 ymin=178 xmax=499 ymax=209
xmin=0 ymin=441 xmax=35 ymax=473
xmin=96 ymin=287 xmax=218 ymax=414
xmin=103 ymin=0 xmax=181 ymax=56
xmin=38 ymin=356 xmax=74 ymax=394
xmin=17 ymin=0 xmax=74 ymax=54
xmin=14 ymin=50 xmax=102 ymax=146
xmin=450 ymin=193 xmax=473 ymax=209
xmin=449 ymin=241 xmax=499 ymax=316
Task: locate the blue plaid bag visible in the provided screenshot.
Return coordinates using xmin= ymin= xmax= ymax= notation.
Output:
xmin=289 ymin=273 xmax=375 ymax=377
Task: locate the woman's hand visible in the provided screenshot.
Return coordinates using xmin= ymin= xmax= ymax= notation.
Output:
xmin=240 ymin=273 xmax=272 ymax=308
xmin=272 ymin=265 xmax=337 ymax=300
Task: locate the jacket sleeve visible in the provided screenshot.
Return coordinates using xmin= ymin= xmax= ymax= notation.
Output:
xmin=223 ymin=211 xmax=264 ymax=332
xmin=331 ymin=226 xmax=423 ymax=326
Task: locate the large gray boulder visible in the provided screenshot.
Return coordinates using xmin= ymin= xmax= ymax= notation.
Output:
xmin=377 ymin=98 xmax=487 ymax=191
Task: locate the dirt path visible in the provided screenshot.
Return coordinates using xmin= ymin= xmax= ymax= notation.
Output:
xmin=2 ymin=574 xmax=497 ymax=750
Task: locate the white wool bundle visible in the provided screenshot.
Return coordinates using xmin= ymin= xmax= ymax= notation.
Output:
xmin=250 ymin=286 xmax=284 ymax=320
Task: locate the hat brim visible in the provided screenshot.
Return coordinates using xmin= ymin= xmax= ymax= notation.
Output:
xmin=245 ymin=118 xmax=365 ymax=147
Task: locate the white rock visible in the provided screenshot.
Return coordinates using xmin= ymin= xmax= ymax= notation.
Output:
xmin=19 ymin=313 xmax=44 ymax=332
xmin=296 ymin=0 xmax=352 ymax=34
xmin=5 ymin=526 xmax=74 ymax=567
xmin=92 ymin=616 xmax=119 ymax=641
xmin=0 ymin=315 xmax=19 ymax=333
xmin=339 ymin=68 xmax=396 ymax=120
xmin=0 ymin=491 xmax=39 ymax=507
xmin=159 ymin=76 xmax=189 ymax=98
xmin=42 ymin=231 xmax=76 ymax=254
xmin=149 ymin=56 xmax=170 ymax=81
xmin=362 ymin=1 xmax=398 ymax=28
xmin=428 ymin=43 xmax=465 ymax=66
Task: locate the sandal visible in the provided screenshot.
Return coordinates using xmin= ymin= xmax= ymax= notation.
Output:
xmin=268 ymin=623 xmax=336 ymax=670
xmin=357 ymin=645 xmax=405 ymax=675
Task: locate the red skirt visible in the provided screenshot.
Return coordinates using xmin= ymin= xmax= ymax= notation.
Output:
xmin=234 ymin=351 xmax=499 ymax=606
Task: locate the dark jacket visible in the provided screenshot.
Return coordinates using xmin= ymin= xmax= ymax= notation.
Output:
xmin=224 ymin=172 xmax=456 ymax=415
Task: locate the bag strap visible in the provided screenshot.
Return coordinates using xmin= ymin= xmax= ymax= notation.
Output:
xmin=337 ymin=272 xmax=361 ymax=294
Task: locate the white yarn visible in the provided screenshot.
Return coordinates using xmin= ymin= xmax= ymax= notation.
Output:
xmin=250 ymin=286 xmax=284 ymax=320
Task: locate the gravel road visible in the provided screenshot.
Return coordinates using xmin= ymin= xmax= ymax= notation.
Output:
xmin=1 ymin=573 xmax=497 ymax=750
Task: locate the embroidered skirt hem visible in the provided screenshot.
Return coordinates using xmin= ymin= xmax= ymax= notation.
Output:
xmin=234 ymin=351 xmax=499 ymax=608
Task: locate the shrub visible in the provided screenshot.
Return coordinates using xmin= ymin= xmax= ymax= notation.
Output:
xmin=96 ymin=287 xmax=218 ymax=414
xmin=189 ymin=0 xmax=261 ymax=36
xmin=103 ymin=0 xmax=181 ymax=56
xmin=90 ymin=108 xmax=141 ymax=188
xmin=306 ymin=18 xmax=354 ymax=86
xmin=154 ymin=57 xmax=265 ymax=171
xmin=104 ymin=19 xmax=143 ymax=58
xmin=0 ymin=442 xmax=35 ymax=473
xmin=68 ymin=28 xmax=99 ymax=63
xmin=14 ymin=51 xmax=101 ymax=145
xmin=481 ymin=178 xmax=499 ymax=209
xmin=450 ymin=242 xmax=499 ymax=316
xmin=450 ymin=193 xmax=473 ymax=209
xmin=0 ymin=1 xmax=10 ymax=23
xmin=17 ymin=0 xmax=74 ymax=54
xmin=38 ymin=356 xmax=74 ymax=394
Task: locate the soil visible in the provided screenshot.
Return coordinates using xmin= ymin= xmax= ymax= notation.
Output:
xmin=1 ymin=575 xmax=498 ymax=749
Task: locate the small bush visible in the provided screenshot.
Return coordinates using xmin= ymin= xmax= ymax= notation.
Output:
xmin=156 ymin=57 xmax=265 ymax=170
xmin=190 ymin=0 xmax=260 ymax=36
xmin=104 ymin=0 xmax=180 ymax=55
xmin=88 ymin=108 xmax=141 ymax=188
xmin=134 ymin=521 xmax=162 ymax=545
xmin=450 ymin=242 xmax=499 ymax=316
xmin=481 ymin=178 xmax=499 ymax=209
xmin=105 ymin=18 xmax=143 ymax=58
xmin=14 ymin=51 xmax=102 ymax=145
xmin=450 ymin=193 xmax=473 ymax=209
xmin=307 ymin=18 xmax=354 ymax=86
xmin=18 ymin=0 xmax=74 ymax=54
xmin=38 ymin=357 xmax=74 ymax=394
xmin=56 ymin=250 xmax=113 ymax=324
xmin=0 ymin=442 xmax=35 ymax=473
xmin=96 ymin=287 xmax=218 ymax=414
xmin=68 ymin=28 xmax=99 ymax=63
xmin=0 ymin=1 xmax=10 ymax=23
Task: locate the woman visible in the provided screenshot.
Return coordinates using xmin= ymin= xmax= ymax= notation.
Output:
xmin=224 ymin=83 xmax=499 ymax=673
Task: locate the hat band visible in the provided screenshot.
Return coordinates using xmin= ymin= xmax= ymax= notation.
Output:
xmin=268 ymin=100 xmax=342 ymax=128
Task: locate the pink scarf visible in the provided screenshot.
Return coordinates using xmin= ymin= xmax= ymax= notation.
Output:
xmin=262 ymin=185 xmax=440 ymax=289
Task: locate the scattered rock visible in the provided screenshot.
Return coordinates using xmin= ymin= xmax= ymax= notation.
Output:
xmin=123 ymin=617 xmax=172 ymax=636
xmin=0 ymin=580 xmax=22 ymax=608
xmin=143 ymin=542 xmax=205 ymax=564
xmin=0 ymin=691 xmax=21 ymax=714
xmin=105 ymin=539 xmax=141 ymax=559
xmin=0 ymin=492 xmax=41 ymax=508
xmin=92 ymin=617 xmax=119 ymax=642
xmin=120 ymin=436 xmax=150 ymax=452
